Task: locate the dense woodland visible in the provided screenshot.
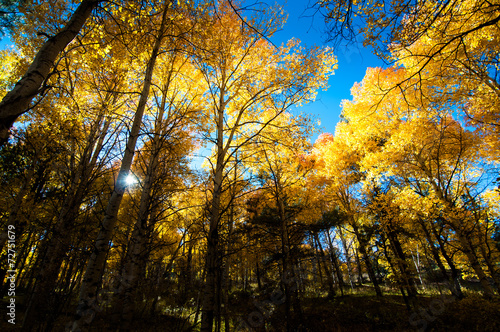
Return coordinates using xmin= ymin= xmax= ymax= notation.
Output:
xmin=0 ymin=0 xmax=499 ymax=331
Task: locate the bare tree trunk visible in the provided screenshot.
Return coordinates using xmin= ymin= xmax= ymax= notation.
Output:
xmin=200 ymin=67 xmax=229 ymax=331
xmin=354 ymin=248 xmax=363 ymax=286
xmin=351 ymin=221 xmax=382 ymax=296
xmin=279 ymin=201 xmax=293 ymax=332
xmin=313 ymin=232 xmax=335 ymax=298
xmin=326 ymin=229 xmax=345 ymax=296
xmin=384 ymin=226 xmax=418 ymax=307
xmin=455 ymin=228 xmax=495 ymax=298
xmin=200 ymin=146 xmax=224 ymax=332
xmin=424 ymin=220 xmax=464 ymax=298
xmin=222 ymin=199 xmax=235 ymax=332
xmin=311 ymin=235 xmax=323 ymax=285
xmin=410 ymin=245 xmax=424 ymax=288
xmin=338 ymin=226 xmax=355 ymax=291
xmin=69 ymin=6 xmax=169 ymax=328
xmin=478 ymin=241 xmax=500 ymax=292
xmin=113 ymin=89 xmax=168 ymax=330
xmin=380 ymin=232 xmax=411 ymax=309
xmin=22 ymin=116 xmax=109 ymax=332
xmin=0 ymin=0 xmax=101 ymax=145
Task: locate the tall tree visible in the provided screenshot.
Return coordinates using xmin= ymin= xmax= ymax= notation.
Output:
xmin=192 ymin=2 xmax=336 ymax=330
xmin=0 ymin=0 xmax=102 ymax=145
xmin=244 ymin=112 xmax=317 ymax=330
xmin=20 ymin=23 xmax=129 ymax=328
xmin=111 ymin=50 xmax=199 ymax=330
xmin=69 ymin=2 xmax=178 ymax=329
xmin=340 ymin=66 xmax=499 ymax=297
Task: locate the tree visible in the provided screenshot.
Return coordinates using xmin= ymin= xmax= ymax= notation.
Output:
xmin=315 ymin=0 xmax=500 ymax=157
xmin=69 ymin=2 xmax=181 ymax=329
xmin=19 ymin=13 xmax=132 ymax=327
xmin=339 ymin=66 xmax=499 ymax=298
xmin=0 ymin=0 xmax=102 ymax=145
xmin=310 ymin=129 xmax=384 ymax=297
xmin=243 ymin=112 xmax=317 ymax=330
xmin=111 ymin=50 xmax=199 ymax=330
xmin=191 ymin=3 xmax=336 ymax=330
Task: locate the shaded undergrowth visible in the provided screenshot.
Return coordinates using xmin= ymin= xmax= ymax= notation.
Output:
xmin=2 ymin=288 xmax=500 ymax=331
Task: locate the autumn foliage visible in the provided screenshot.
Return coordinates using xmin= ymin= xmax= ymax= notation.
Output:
xmin=0 ymin=0 xmax=499 ymax=331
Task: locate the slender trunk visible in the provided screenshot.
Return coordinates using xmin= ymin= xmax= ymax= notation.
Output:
xmin=478 ymin=242 xmax=500 ymax=292
xmin=200 ymin=63 xmax=230 ymax=331
xmin=411 ymin=246 xmax=424 ymax=288
xmin=326 ymin=229 xmax=345 ymax=296
xmin=200 ymin=219 xmax=220 ymax=332
xmin=223 ymin=202 xmax=235 ymax=332
xmin=354 ymin=248 xmax=363 ymax=285
xmin=454 ymin=227 xmax=495 ymax=298
xmin=200 ymin=123 xmax=224 ymax=331
xmin=380 ymin=232 xmax=410 ymax=310
xmin=426 ymin=220 xmax=464 ymax=298
xmin=313 ymin=232 xmax=335 ymax=297
xmin=280 ymin=204 xmax=292 ymax=332
xmin=16 ymin=232 xmax=37 ymax=290
xmin=113 ymin=187 xmax=153 ymax=330
xmin=182 ymin=237 xmax=194 ymax=301
xmin=0 ymin=0 xmax=101 ymax=144
xmin=351 ymin=221 xmax=382 ymax=296
xmin=114 ymin=74 xmax=170 ymax=331
xmin=256 ymin=262 xmax=262 ymax=291
xmin=311 ymin=236 xmax=323 ymax=285
xmin=338 ymin=227 xmax=355 ymax=291
xmin=69 ymin=6 xmax=169 ymax=328
xmin=385 ymin=225 xmax=418 ymax=299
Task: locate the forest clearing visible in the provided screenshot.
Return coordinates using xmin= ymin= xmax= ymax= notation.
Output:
xmin=0 ymin=0 xmax=499 ymax=331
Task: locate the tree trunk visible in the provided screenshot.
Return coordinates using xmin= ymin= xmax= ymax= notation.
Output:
xmin=69 ymin=6 xmax=169 ymax=328
xmin=113 ymin=73 xmax=171 ymax=331
xmin=454 ymin=228 xmax=495 ymax=298
xmin=200 ymin=102 xmax=225 ymax=332
xmin=313 ymin=232 xmax=335 ymax=297
xmin=478 ymin=241 xmax=500 ymax=293
xmin=385 ymin=225 xmax=418 ymax=299
xmin=326 ymin=229 xmax=345 ymax=296
xmin=0 ymin=0 xmax=101 ymax=145
xmin=354 ymin=247 xmax=363 ymax=286
xmin=311 ymin=236 xmax=322 ymax=285
xmin=21 ymin=115 xmax=109 ymax=331
xmin=351 ymin=221 xmax=382 ymax=296
xmin=420 ymin=219 xmax=464 ymax=298
xmin=338 ymin=226 xmax=355 ymax=291
xmin=380 ymin=232 xmax=411 ymax=309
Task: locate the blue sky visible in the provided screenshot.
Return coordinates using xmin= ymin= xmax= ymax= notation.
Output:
xmin=269 ymin=0 xmax=385 ymax=138
xmin=0 ymin=0 xmax=385 ymax=152
xmin=0 ymin=1 xmax=384 ymax=142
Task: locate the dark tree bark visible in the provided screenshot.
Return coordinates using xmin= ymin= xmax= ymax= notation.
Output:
xmin=313 ymin=232 xmax=335 ymax=297
xmin=69 ymin=4 xmax=170 ymax=329
xmin=326 ymin=229 xmax=345 ymax=296
xmin=21 ymin=114 xmax=110 ymax=332
xmin=419 ymin=218 xmax=464 ymax=299
xmin=351 ymin=221 xmax=383 ymax=296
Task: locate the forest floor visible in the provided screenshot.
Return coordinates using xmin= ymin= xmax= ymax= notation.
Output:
xmin=230 ymin=285 xmax=500 ymax=332
xmin=2 ymin=286 xmax=500 ymax=331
